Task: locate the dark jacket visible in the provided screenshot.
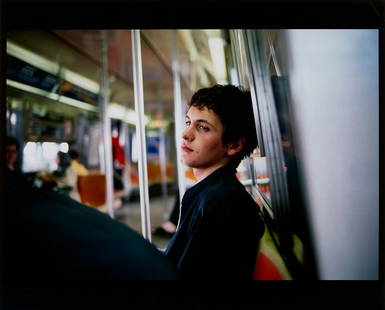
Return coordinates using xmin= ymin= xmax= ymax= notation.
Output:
xmin=4 ymin=179 xmax=180 ymax=308
xmin=165 ymin=164 xmax=264 ymax=280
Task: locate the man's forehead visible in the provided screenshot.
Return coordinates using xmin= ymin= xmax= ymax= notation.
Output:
xmin=186 ymin=105 xmax=215 ymax=116
xmin=187 ymin=107 xmax=213 ymax=117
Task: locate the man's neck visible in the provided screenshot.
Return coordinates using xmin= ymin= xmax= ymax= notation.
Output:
xmin=193 ymin=161 xmax=229 ymax=182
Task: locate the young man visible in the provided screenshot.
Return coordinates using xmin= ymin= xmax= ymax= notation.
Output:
xmin=165 ymin=84 xmax=265 ymax=279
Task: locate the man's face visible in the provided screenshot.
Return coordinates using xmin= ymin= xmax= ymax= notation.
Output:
xmin=6 ymin=144 xmax=18 ymax=167
xmin=181 ymin=105 xmax=230 ymax=171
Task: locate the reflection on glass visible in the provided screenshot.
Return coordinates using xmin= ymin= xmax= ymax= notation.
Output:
xmin=252 ymin=151 xmax=270 ymax=200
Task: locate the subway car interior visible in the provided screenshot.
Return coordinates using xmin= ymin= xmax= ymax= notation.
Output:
xmin=3 ymin=26 xmax=381 ymax=306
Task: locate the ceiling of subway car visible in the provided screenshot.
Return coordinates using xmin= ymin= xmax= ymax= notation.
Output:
xmin=6 ymin=29 xmax=230 ymax=124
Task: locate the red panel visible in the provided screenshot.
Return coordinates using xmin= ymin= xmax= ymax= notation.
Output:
xmin=253 ymin=252 xmax=284 ymax=280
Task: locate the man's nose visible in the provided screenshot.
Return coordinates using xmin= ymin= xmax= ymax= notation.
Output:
xmin=182 ymin=126 xmax=194 ymax=141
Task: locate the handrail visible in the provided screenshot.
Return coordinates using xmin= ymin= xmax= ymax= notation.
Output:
xmin=99 ymin=33 xmax=115 ymax=219
xmin=172 ymin=30 xmax=186 ymax=231
xmin=131 ymin=29 xmax=152 ymax=242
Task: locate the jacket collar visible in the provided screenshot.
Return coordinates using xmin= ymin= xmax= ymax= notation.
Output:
xmin=182 ymin=163 xmax=237 ymax=206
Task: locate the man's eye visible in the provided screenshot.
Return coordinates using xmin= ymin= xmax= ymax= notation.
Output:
xmin=185 ymin=121 xmax=191 ymax=126
xmin=198 ymin=125 xmax=209 ymax=131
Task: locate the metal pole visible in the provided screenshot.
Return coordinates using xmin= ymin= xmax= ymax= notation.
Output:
xmin=172 ymin=30 xmax=186 ymax=230
xmin=158 ymin=125 xmax=169 ymax=219
xmin=131 ymin=29 xmax=152 ymax=241
xmin=229 ymin=30 xmax=243 ymax=87
xmin=100 ymin=32 xmax=115 ymax=218
xmin=240 ymin=29 xmax=266 ymax=157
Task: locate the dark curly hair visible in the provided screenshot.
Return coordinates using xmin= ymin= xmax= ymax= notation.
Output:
xmin=189 ymin=84 xmax=258 ymax=166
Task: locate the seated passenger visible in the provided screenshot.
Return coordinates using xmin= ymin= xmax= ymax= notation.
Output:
xmin=37 ymin=151 xmax=80 ymax=202
xmin=5 ymin=136 xmax=25 ymax=192
xmin=165 ymin=84 xmax=265 ymax=279
xmin=68 ymin=149 xmax=89 ymax=176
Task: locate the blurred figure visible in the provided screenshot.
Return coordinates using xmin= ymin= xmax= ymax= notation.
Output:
xmin=69 ymin=149 xmax=89 ymax=176
xmin=6 ymin=136 xmax=19 ymax=171
xmin=54 ymin=151 xmax=79 ymax=201
xmin=5 ymin=136 xmax=25 ymax=192
xmin=111 ymin=127 xmax=125 ymax=190
xmin=37 ymin=151 xmax=80 ymax=202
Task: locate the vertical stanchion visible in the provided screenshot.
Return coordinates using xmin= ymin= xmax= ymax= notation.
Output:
xmin=99 ymin=32 xmax=115 ymax=218
xmin=172 ymin=30 xmax=186 ymax=230
xmin=131 ymin=29 xmax=152 ymax=241
xmin=159 ymin=125 xmax=169 ymax=219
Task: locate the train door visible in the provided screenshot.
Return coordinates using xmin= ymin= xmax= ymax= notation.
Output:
xmin=228 ymin=29 xmax=316 ymax=279
xmin=228 ymin=29 xmax=379 ymax=280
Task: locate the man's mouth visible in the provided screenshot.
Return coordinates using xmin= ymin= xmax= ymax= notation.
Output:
xmin=181 ymin=145 xmax=193 ymax=152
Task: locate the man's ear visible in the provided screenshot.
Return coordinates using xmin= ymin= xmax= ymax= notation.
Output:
xmin=226 ymin=138 xmax=245 ymax=156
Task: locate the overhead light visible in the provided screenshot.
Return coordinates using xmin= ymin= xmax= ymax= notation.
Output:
xmin=108 ymin=102 xmax=149 ymax=125
xmin=7 ymin=40 xmax=59 ymax=75
xmin=7 ymin=40 xmax=100 ymax=94
xmin=61 ymin=69 xmax=100 ymax=94
xmin=7 ymin=79 xmax=98 ymax=112
xmin=59 ymin=93 xmax=99 ymax=112
xmin=7 ymin=79 xmax=147 ymax=125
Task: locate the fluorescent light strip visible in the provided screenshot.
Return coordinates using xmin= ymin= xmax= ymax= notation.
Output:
xmin=7 ymin=40 xmax=60 ymax=75
xmin=61 ymin=69 xmax=100 ymax=93
xmin=7 ymin=79 xmax=98 ymax=112
xmin=7 ymin=79 xmax=148 ymax=125
xmin=7 ymin=40 xmax=100 ymax=94
xmin=109 ymin=102 xmax=149 ymax=125
xmin=58 ymin=94 xmax=99 ymax=112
